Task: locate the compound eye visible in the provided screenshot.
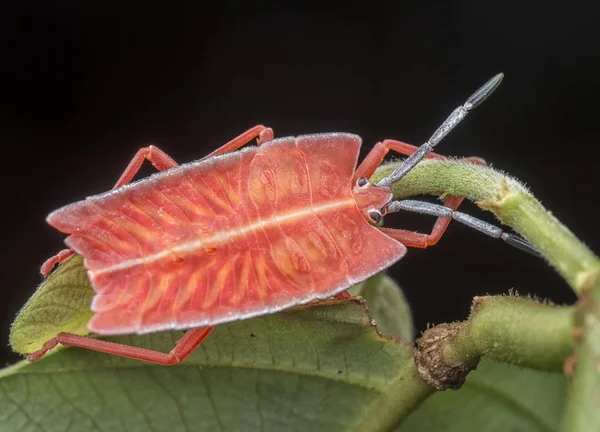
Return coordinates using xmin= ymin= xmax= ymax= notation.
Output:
xmin=368 ymin=211 xmax=382 ymax=224
xmin=356 ymin=177 xmax=368 ymax=187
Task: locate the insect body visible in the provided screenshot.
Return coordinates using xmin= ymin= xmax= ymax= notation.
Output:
xmin=51 ymin=132 xmax=405 ymax=334
xmin=28 ymin=73 xmax=536 ymax=365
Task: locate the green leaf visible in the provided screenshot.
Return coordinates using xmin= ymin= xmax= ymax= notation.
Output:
xmin=10 ymin=255 xmax=94 ymax=355
xmin=396 ymin=358 xmax=566 ymax=432
xmin=5 ymin=258 xmax=427 ymax=431
xmin=349 ymin=273 xmax=414 ymax=341
xmin=1 ymin=297 xmax=427 ymax=432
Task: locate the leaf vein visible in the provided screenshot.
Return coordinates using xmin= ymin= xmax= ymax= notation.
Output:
xmin=468 ymin=379 xmax=554 ymax=432
xmin=145 ymin=369 xmax=191 ymax=432
xmin=48 ymin=374 xmax=103 ymax=432
xmin=115 ymin=369 xmax=158 ymax=432
xmin=195 ymin=367 xmax=225 ymax=432
xmin=0 ymin=378 xmax=48 ymax=432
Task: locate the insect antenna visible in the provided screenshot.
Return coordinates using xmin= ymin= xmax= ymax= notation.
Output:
xmin=385 ymin=199 xmax=540 ymax=257
xmin=377 ymin=73 xmax=504 ymax=188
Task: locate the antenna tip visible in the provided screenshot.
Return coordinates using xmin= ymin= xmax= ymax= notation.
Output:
xmin=493 ymin=72 xmax=505 ymax=85
xmin=465 ymin=72 xmax=504 ymax=110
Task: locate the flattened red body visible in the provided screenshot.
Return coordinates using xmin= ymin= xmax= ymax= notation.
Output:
xmin=48 ymin=133 xmax=406 ymax=335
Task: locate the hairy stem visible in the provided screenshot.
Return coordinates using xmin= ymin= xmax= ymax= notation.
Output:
xmin=469 ymin=295 xmax=575 ymax=371
xmin=371 ymin=159 xmax=599 ymax=294
xmin=414 ymin=295 xmax=574 ymax=391
xmin=357 ymin=358 xmax=435 ymax=432
xmin=372 ymin=159 xmax=600 ymax=429
xmin=560 ymin=270 xmax=600 ymax=432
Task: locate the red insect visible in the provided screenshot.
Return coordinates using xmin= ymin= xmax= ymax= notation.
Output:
xmin=28 ymin=74 xmax=532 ymax=365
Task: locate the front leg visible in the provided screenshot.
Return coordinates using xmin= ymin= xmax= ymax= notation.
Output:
xmin=379 ymin=195 xmax=468 ymax=248
xmin=355 ymin=139 xmax=486 ymax=247
xmin=353 ymin=138 xmax=485 ymax=183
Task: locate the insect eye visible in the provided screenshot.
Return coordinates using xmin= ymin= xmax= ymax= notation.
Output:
xmin=368 ymin=211 xmax=382 ymax=224
xmin=356 ymin=177 xmax=368 ymax=187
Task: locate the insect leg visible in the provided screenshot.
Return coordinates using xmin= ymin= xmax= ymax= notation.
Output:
xmin=383 ymin=199 xmax=540 ymax=257
xmin=378 ymin=195 xmax=470 ymax=248
xmin=353 ymin=139 xmax=485 ymax=183
xmin=377 ymin=228 xmax=431 ymax=248
xmin=287 ymin=291 xmax=353 ymax=313
xmin=27 ymin=327 xmax=213 ymax=366
xmin=40 ymin=146 xmax=181 ymax=276
xmin=114 ymin=125 xmax=275 ymax=189
xmin=355 ymin=140 xmax=485 ymax=246
xmin=41 ymin=125 xmax=273 ymax=276
xmin=40 ymin=248 xmax=75 ymax=277
xmin=203 ymin=124 xmax=274 ymax=159
xmin=114 ymin=145 xmax=180 ymax=188
xmin=355 ymin=140 xmax=445 ymax=183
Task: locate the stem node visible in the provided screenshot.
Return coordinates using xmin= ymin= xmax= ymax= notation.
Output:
xmin=414 ymin=323 xmax=480 ymax=391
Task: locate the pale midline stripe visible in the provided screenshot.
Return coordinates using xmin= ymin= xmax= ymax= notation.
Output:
xmin=90 ymin=198 xmax=357 ymax=278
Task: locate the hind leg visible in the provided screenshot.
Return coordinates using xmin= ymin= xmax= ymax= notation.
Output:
xmin=27 ymin=327 xmax=213 ymax=366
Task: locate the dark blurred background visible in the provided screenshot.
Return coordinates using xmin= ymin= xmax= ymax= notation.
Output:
xmin=1 ymin=2 xmax=598 ymax=365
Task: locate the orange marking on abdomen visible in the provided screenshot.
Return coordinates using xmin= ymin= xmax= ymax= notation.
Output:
xmin=141 ymin=273 xmax=176 ymax=319
xmin=215 ymin=173 xmax=241 ymax=207
xmin=252 ymin=254 xmax=269 ymax=301
xmin=203 ymin=258 xmax=233 ymax=308
xmin=235 ymin=253 xmax=252 ymax=305
xmin=185 ymin=176 xmax=232 ymax=215
xmin=112 ymin=208 xmax=160 ymax=245
xmin=164 ymin=191 xmax=214 ymax=219
xmin=91 ymin=198 xmax=356 ymax=277
xmin=285 ymin=237 xmax=310 ymax=273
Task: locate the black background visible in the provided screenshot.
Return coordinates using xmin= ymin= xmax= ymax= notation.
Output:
xmin=1 ymin=2 xmax=598 ymax=365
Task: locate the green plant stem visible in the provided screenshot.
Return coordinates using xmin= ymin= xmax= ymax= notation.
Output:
xmin=441 ymin=322 xmax=478 ymax=368
xmin=415 ymin=295 xmax=574 ymax=391
xmin=370 ymin=160 xmax=599 ymax=294
xmin=367 ymin=293 xmax=573 ymax=429
xmin=371 ymin=159 xmax=600 ymax=429
xmin=468 ymin=295 xmax=575 ymax=371
xmin=560 ymin=270 xmax=600 ymax=432
xmin=357 ymin=358 xmax=435 ymax=432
